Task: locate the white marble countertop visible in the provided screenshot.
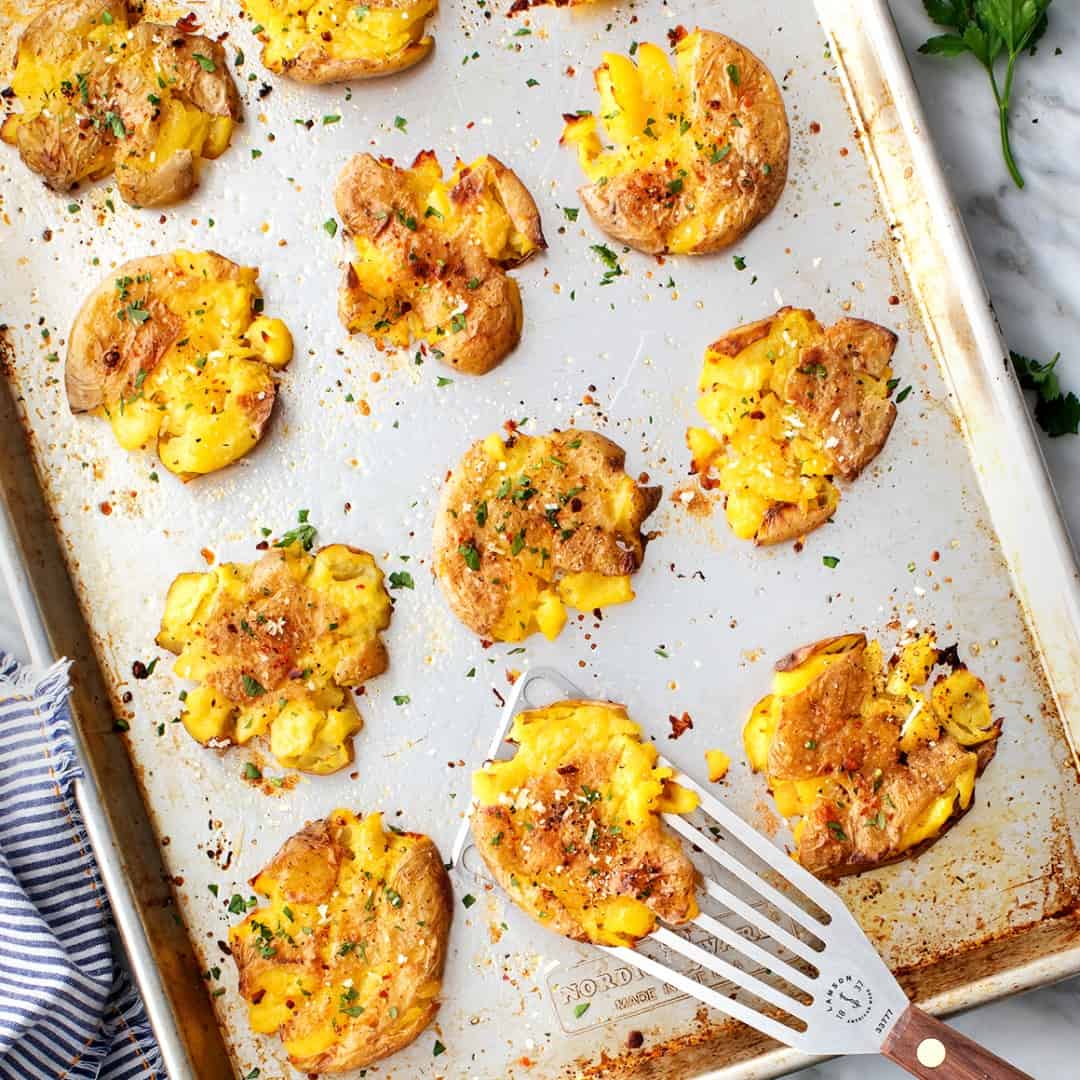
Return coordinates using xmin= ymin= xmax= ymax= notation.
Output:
xmin=1 ymin=3 xmax=1076 ymax=1077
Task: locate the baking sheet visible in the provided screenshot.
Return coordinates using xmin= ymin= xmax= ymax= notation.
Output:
xmin=2 ymin=0 xmax=1080 ymax=1078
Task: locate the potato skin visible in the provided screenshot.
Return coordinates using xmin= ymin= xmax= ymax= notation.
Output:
xmin=5 ymin=0 xmax=240 ymax=206
xmin=569 ymin=29 xmax=789 ymax=255
xmin=434 ymin=430 xmax=660 ymax=640
xmin=66 ymin=252 xmax=229 ymax=413
xmin=231 ymin=810 xmax=451 ymax=1073
xmin=335 ymin=151 xmax=544 ymax=375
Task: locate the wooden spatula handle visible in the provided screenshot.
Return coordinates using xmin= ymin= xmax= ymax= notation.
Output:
xmin=881 ymin=1004 xmax=1034 ymax=1079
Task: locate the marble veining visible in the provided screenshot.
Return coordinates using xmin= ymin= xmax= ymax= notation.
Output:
xmin=0 ymin=2 xmax=1076 ymax=1076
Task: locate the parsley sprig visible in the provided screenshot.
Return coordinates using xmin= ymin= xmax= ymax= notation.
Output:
xmin=1012 ymin=350 xmax=1079 ymax=436
xmin=918 ymin=0 xmax=1052 ymax=188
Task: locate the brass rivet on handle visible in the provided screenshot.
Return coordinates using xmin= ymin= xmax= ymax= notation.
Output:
xmin=916 ymin=1037 xmax=947 ymax=1068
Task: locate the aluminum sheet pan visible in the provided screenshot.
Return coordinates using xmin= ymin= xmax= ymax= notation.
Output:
xmin=2 ymin=0 xmax=1079 ymax=1077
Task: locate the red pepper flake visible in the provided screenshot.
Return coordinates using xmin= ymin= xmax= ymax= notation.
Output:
xmin=200 ymin=547 xmax=215 ymax=565
xmin=628 ymin=1030 xmax=644 ymax=1049
xmin=809 ymin=121 xmax=822 ymax=134
xmin=175 ymin=12 xmax=202 ymax=33
xmin=99 ymin=501 xmax=112 ymax=515
xmin=667 ymin=24 xmax=688 ymax=48
xmin=888 ymin=294 xmax=900 ymax=305
xmin=668 ymin=712 xmax=693 ymax=739
xmin=931 ymin=550 xmax=940 ymax=562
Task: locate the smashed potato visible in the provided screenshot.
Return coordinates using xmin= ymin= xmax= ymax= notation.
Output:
xmin=434 ymin=430 xmax=660 ymax=641
xmin=471 ymin=700 xmax=699 ymax=946
xmin=335 ymin=151 xmax=545 ymax=375
xmin=242 ymin=0 xmax=437 ymax=83
xmin=231 ymin=809 xmax=451 ymax=1073
xmin=744 ymin=632 xmax=1000 ymax=877
xmin=687 ymin=307 xmax=898 ymax=544
xmin=2 ymin=0 xmax=240 ymax=207
xmin=157 ymin=540 xmax=391 ymax=774
xmin=66 ymin=251 xmax=292 ymax=479
xmin=562 ymin=29 xmax=788 ymax=254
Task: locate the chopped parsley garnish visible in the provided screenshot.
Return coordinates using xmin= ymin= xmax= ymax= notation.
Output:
xmin=385 ymin=887 xmax=403 ymax=908
xmin=450 ymin=312 xmax=467 ymax=334
xmin=242 ymin=762 xmax=262 ymax=780
xmin=393 ymin=695 xmax=411 ymax=706
xmin=433 ymin=1040 xmax=447 ymax=1056
xmin=563 ymin=206 xmax=579 ymax=222
xmin=459 ymin=543 xmax=480 ymax=571
xmin=895 ymin=385 xmax=913 ymax=403
xmin=275 ymin=509 xmax=317 ymax=552
xmin=822 ymin=555 xmax=840 ymax=569
xmin=590 ymin=243 xmax=623 ymax=285
xmin=827 ymin=820 xmax=847 ymax=841
xmin=388 ymin=570 xmax=414 ymax=590
xmin=574 ymin=1002 xmax=591 ymax=1019
xmin=475 ymin=500 xmax=488 ymax=527
xmin=323 ymin=218 xmax=338 ymax=237
xmin=193 ymin=54 xmax=216 ymax=73
xmin=393 ymin=115 xmax=408 ymax=132
xmin=462 ymin=893 xmax=477 ymax=908
xmin=726 ymin=62 xmax=741 ymax=86
xmin=733 ymin=255 xmax=747 ymax=271
xmin=242 ymin=675 xmax=266 ymax=698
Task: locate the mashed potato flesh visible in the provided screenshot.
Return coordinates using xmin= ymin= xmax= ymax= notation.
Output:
xmin=244 ymin=0 xmax=436 ymax=69
xmin=477 ymin=434 xmax=636 ymax=641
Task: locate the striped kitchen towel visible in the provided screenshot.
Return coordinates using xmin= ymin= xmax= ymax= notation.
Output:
xmin=0 ymin=653 xmax=165 ymax=1079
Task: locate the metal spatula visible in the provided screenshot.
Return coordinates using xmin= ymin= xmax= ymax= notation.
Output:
xmin=452 ymin=667 xmax=1032 ymax=1080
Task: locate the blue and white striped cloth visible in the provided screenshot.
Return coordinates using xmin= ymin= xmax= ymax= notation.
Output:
xmin=0 ymin=654 xmax=164 ymax=1079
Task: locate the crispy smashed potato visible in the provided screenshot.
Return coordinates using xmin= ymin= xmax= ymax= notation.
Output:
xmin=157 ymin=540 xmax=391 ymax=774
xmin=335 ymin=151 xmax=545 ymax=375
xmin=687 ymin=307 xmax=898 ymax=544
xmin=2 ymin=0 xmax=240 ymax=207
xmin=562 ymin=29 xmax=788 ymax=254
xmin=744 ymin=632 xmax=1000 ymax=877
xmin=231 ymin=809 xmax=451 ymax=1073
xmin=66 ymin=251 xmax=292 ymax=479
xmin=471 ymin=700 xmax=699 ymax=946
xmin=242 ymin=0 xmax=436 ymax=83
xmin=434 ymin=430 xmax=660 ymax=641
